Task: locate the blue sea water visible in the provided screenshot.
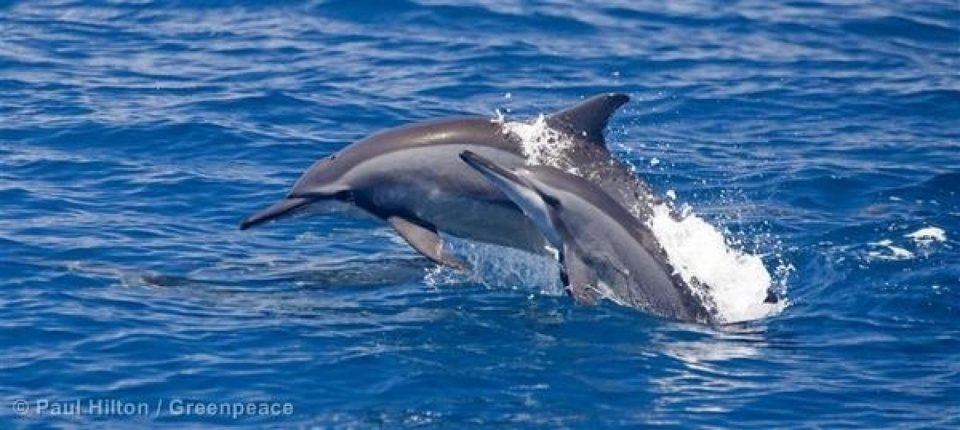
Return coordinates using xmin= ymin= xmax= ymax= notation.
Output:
xmin=1 ymin=0 xmax=958 ymax=427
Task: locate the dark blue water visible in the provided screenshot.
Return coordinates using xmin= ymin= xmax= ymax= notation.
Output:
xmin=2 ymin=0 xmax=958 ymax=427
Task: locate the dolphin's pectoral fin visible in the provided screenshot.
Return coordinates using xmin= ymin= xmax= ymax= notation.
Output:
xmin=560 ymin=243 xmax=600 ymax=306
xmin=547 ymin=93 xmax=629 ymax=148
xmin=388 ymin=216 xmax=471 ymax=272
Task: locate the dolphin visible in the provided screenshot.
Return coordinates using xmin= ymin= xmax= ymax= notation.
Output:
xmin=459 ymin=150 xmax=714 ymax=323
xmin=240 ymin=93 xmax=660 ymax=269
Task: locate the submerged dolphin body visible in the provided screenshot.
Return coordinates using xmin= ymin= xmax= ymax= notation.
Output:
xmin=459 ymin=151 xmax=713 ymax=323
xmin=240 ymin=93 xmax=659 ymax=269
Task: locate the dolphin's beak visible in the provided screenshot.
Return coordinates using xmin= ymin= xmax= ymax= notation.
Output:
xmin=239 ymin=197 xmax=312 ymax=230
xmin=286 ymin=181 xmax=347 ymax=200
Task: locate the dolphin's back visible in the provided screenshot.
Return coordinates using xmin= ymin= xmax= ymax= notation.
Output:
xmin=349 ymin=117 xmax=519 ymax=155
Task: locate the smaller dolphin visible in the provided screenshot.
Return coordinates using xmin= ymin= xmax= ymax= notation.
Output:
xmin=459 ymin=150 xmax=713 ymax=323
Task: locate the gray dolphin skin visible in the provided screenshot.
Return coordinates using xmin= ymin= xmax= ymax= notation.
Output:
xmin=241 ymin=93 xmax=656 ymax=269
xmin=459 ymin=150 xmax=713 ymax=323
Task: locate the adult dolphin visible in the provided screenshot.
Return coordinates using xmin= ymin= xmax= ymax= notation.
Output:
xmin=459 ymin=150 xmax=714 ymax=323
xmin=240 ymin=93 xmax=657 ymax=269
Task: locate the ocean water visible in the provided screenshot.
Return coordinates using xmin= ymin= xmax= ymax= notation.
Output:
xmin=1 ymin=0 xmax=958 ymax=428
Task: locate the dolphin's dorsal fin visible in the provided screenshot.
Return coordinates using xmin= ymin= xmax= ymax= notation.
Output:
xmin=546 ymin=93 xmax=629 ymax=148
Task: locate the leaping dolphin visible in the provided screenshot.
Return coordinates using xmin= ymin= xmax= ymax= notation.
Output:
xmin=240 ymin=93 xmax=660 ymax=269
xmin=459 ymin=150 xmax=714 ymax=323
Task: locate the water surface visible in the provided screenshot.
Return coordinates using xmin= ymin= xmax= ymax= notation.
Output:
xmin=1 ymin=0 xmax=958 ymax=427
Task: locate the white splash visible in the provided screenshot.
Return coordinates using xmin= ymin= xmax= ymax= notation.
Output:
xmin=499 ymin=116 xmax=785 ymax=323
xmin=868 ymin=239 xmax=915 ymax=261
xmin=500 ymin=114 xmax=581 ymax=175
xmin=428 ymin=235 xmax=564 ymax=296
xmin=905 ymin=226 xmax=946 ymax=246
xmin=648 ymin=204 xmax=783 ymax=323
